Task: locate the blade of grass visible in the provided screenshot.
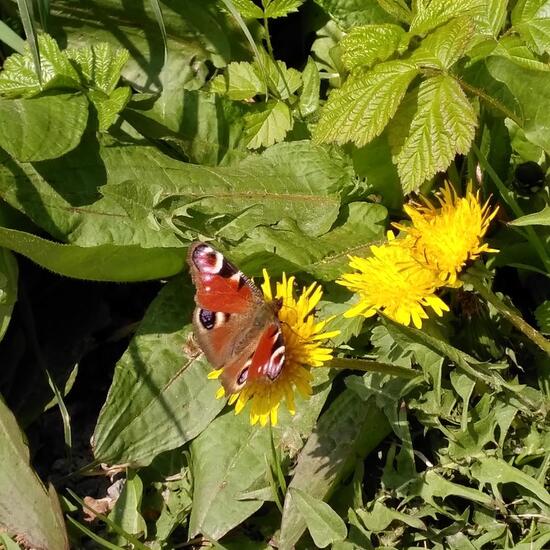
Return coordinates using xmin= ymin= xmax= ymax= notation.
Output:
xmin=66 ymin=516 xmax=125 ymax=550
xmin=0 ymin=20 xmax=25 ymax=53
xmin=148 ymin=0 xmax=167 ymax=71
xmin=16 ymin=0 xmax=41 ymax=82
xmin=44 ymin=366 xmax=73 ymax=456
xmin=35 ymin=0 xmax=49 ymax=30
xmin=67 ymin=489 xmax=150 ymax=550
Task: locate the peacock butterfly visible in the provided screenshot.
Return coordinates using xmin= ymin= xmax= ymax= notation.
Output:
xmin=187 ymin=242 xmax=285 ymax=394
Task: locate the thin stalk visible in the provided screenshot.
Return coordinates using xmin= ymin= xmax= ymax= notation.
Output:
xmin=329 ymin=357 xmax=419 ymax=379
xmin=471 ymin=141 xmax=550 ymax=273
xmin=463 ymin=271 xmax=550 ymax=355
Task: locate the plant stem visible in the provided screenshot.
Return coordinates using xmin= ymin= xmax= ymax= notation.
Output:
xmin=329 ymin=357 xmax=419 ymax=378
xmin=463 ymin=271 xmax=550 ymax=355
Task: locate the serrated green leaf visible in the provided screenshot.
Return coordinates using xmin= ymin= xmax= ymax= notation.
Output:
xmin=509 ymin=205 xmax=550 ymax=226
xmin=535 ymin=301 xmax=550 ymax=334
xmin=0 ymin=93 xmax=88 ymax=161
xmin=89 ymin=86 xmax=132 ymax=131
xmin=0 ymin=33 xmax=80 ymax=98
xmin=256 ymin=50 xmax=302 ymax=99
xmin=410 ymin=0 xmax=485 ymax=35
xmin=474 ymin=0 xmax=508 ymax=37
xmin=341 ymin=24 xmax=408 ymax=70
xmin=93 ymin=279 xmax=225 ymax=466
xmin=244 ymin=100 xmax=293 ymax=149
xmin=376 ymin=0 xmax=412 ymax=23
xmin=314 ymin=60 xmax=418 ymax=147
xmin=110 ymin=471 xmax=147 ymax=544
xmin=278 ymin=389 xmax=391 ymax=548
xmin=299 ymin=56 xmax=320 ymax=116
xmin=290 ymin=488 xmax=347 ymax=547
xmin=392 ymin=75 xmax=476 ymax=193
xmin=411 ymin=16 xmax=475 ymax=69
xmin=0 ymin=397 xmax=69 ymax=549
xmin=231 ymin=0 xmax=264 ymax=18
xmin=265 ymin=0 xmax=305 ymax=18
xmin=512 ymin=0 xmax=550 ymax=55
xmin=0 ymin=226 xmax=184 ymax=282
xmin=313 ymin=0 xmax=396 ymax=29
xmin=210 ymin=61 xmax=264 ymax=100
xmin=66 ymin=42 xmax=129 ymax=94
xmin=0 ymin=249 xmax=17 ymax=343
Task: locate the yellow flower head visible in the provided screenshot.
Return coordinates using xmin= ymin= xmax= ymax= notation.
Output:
xmin=209 ymin=272 xmax=339 ymax=427
xmin=337 ymin=231 xmax=449 ymax=328
xmin=395 ymin=182 xmax=499 ymax=285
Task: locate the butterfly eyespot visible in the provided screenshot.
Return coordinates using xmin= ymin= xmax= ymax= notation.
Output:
xmin=237 ymin=367 xmax=249 ymax=386
xmin=199 ymin=309 xmax=216 ymax=330
xmin=192 ymin=244 xmax=224 ymax=274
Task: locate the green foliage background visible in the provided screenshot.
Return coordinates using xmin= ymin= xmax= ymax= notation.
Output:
xmin=0 ymin=0 xmax=549 ymax=548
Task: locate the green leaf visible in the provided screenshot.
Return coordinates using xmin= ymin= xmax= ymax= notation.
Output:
xmin=0 ymin=248 xmax=17 ymax=343
xmin=0 ymin=533 xmax=20 ymax=550
xmin=355 ymin=501 xmax=426 ymax=531
xmin=411 ymin=16 xmax=476 ymax=69
xmin=0 ymin=20 xmax=25 ymax=54
xmin=290 ymin=488 xmax=347 ymax=548
xmin=0 ymin=33 xmax=80 ymax=98
xmin=470 ymin=457 xmax=550 ymax=510
xmin=231 ymin=202 xmax=388 ymax=280
xmin=409 ymin=0 xmax=485 ymax=35
xmin=189 ymin=370 xmax=332 ymax=540
xmin=231 ymin=0 xmax=264 ymax=18
xmin=110 ymin=471 xmax=147 ymax=543
xmin=264 ymin=0 xmax=305 ymax=18
xmin=278 ymin=389 xmax=391 ymax=548
xmin=244 ymin=100 xmax=293 ymax=149
xmin=534 ymin=301 xmax=550 ymax=334
xmin=0 ymin=397 xmax=69 ymax=549
xmin=391 ymin=75 xmax=476 ymax=193
xmin=299 ymin=56 xmax=320 ymax=117
xmin=314 ymin=60 xmax=418 ymax=147
xmin=341 ymin=24 xmax=408 ymax=70
xmin=0 ymin=227 xmax=184 ymax=282
xmin=210 ymin=61 xmax=264 ymax=100
xmin=93 ymin=278 xmax=225 ymax=466
xmin=474 ymin=0 xmax=508 ymax=37
xmin=0 ymin=93 xmax=88 ymax=161
xmin=376 ymin=0 xmax=412 ymax=23
xmin=89 ymin=86 xmax=132 ymax=131
xmin=66 ymin=42 xmax=129 ymax=94
xmin=313 ymin=0 xmax=396 ymax=29
xmin=512 ymin=0 xmax=550 ymax=55
xmin=257 ymin=50 xmax=302 ymax=99
xmin=487 ymin=56 xmax=550 ymax=153
xmin=509 ymin=205 xmax=550 ymax=226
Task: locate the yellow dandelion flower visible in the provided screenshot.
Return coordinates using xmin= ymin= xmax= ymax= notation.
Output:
xmin=337 ymin=231 xmax=449 ymax=329
xmin=210 ymin=271 xmax=339 ymax=427
xmin=395 ymin=182 xmax=499 ymax=286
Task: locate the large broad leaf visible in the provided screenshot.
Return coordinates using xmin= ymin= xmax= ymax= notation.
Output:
xmin=409 ymin=0 xmax=485 ymax=35
xmin=0 ymin=248 xmax=17 ymax=343
xmin=390 ymin=75 xmax=477 ymax=193
xmin=0 ymin=397 xmax=69 ymax=549
xmin=189 ymin=368 xmax=333 ymax=540
xmin=93 ymin=278 xmax=226 ymax=466
xmin=230 ymin=202 xmax=388 ymax=280
xmin=0 ymin=94 xmax=88 ymax=162
xmin=314 ymin=61 xmax=418 ymax=147
xmin=512 ymin=0 xmax=550 ymax=55
xmin=0 ymin=227 xmax=184 ymax=281
xmin=474 ymin=0 xmax=508 ymax=37
xmin=278 ymin=388 xmax=391 ymax=548
xmin=487 ymin=57 xmax=550 ymax=154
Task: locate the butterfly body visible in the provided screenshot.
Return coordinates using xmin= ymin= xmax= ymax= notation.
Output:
xmin=187 ymin=242 xmax=285 ymax=394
